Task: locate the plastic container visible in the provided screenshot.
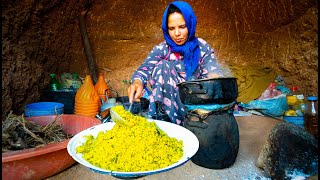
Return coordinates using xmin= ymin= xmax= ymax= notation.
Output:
xmin=74 ymin=106 xmax=99 ymax=114
xmin=304 ymin=96 xmax=318 ymax=139
xmin=41 ymin=90 xmax=77 ymax=114
xmin=75 ymin=75 xmax=99 ymax=103
xmin=74 ymin=106 xmax=99 ymax=112
xmin=73 ymin=111 xmax=98 ymax=117
xmin=71 ymin=73 xmax=82 ymax=90
xmin=2 ymin=114 xmax=101 ymax=180
xmin=74 ymin=75 xmax=99 ymax=117
xmin=284 ymin=116 xmax=304 ymax=128
xmin=293 ymin=92 xmax=305 ymax=116
xmin=24 ymin=102 xmax=64 ymax=117
xmin=49 ymin=73 xmax=61 ymax=91
xmin=286 ymin=86 xmax=298 ymax=111
xmin=285 ymin=86 xmax=304 ymax=116
xmin=94 ymin=73 xmax=109 ymax=109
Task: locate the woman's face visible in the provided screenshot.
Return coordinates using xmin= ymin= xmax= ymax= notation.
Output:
xmin=167 ymin=12 xmax=189 ymax=45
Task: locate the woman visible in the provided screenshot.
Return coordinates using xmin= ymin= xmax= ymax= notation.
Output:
xmin=127 ymin=1 xmax=224 ymax=125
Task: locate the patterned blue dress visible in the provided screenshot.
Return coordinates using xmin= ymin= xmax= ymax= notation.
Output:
xmin=131 ymin=38 xmax=224 ymax=125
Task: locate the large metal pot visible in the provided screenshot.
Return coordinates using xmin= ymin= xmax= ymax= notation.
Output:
xmin=177 ymin=77 xmax=238 ymax=105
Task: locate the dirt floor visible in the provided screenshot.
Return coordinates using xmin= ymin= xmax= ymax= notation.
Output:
xmin=46 ymin=115 xmax=283 ymax=180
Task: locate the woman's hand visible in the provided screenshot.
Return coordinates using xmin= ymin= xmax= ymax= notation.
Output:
xmin=127 ymin=79 xmax=144 ymax=103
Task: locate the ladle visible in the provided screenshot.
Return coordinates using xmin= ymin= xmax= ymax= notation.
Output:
xmin=110 ymin=96 xmax=133 ymax=125
xmin=110 ymin=108 xmax=126 ymax=125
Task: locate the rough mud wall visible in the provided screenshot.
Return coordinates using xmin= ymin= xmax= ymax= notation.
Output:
xmin=2 ymin=0 xmax=86 ymax=119
xmin=2 ymin=0 xmax=318 ymax=120
xmin=68 ymin=0 xmax=318 ymax=97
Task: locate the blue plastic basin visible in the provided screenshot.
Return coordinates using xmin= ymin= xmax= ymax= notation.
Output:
xmin=24 ymin=102 xmax=64 ymax=117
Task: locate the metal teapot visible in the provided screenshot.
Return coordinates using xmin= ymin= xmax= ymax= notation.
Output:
xmin=95 ymin=89 xmax=118 ymax=123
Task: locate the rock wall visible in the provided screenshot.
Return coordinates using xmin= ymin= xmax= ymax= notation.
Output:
xmin=68 ymin=0 xmax=318 ymax=96
xmin=2 ymin=0 xmax=85 ymax=119
xmin=2 ymin=0 xmax=318 ymax=119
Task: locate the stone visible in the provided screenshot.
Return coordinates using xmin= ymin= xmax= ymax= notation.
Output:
xmin=256 ymin=122 xmax=318 ymax=179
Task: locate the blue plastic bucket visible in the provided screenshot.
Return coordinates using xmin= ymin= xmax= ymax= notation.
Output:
xmin=24 ymin=102 xmax=64 ymax=117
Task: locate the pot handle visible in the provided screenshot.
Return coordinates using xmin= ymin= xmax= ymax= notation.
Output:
xmin=199 ymin=101 xmax=236 ymax=117
xmin=182 ymin=82 xmax=207 ymax=94
xmin=185 ymin=119 xmax=208 ymax=129
xmin=185 ymin=113 xmax=208 ymax=129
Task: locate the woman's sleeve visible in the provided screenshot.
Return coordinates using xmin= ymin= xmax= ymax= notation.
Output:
xmin=198 ymin=38 xmax=225 ymax=78
xmin=131 ymin=42 xmax=168 ymax=86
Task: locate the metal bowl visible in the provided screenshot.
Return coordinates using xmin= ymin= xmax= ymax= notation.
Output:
xmin=67 ymin=120 xmax=199 ymax=178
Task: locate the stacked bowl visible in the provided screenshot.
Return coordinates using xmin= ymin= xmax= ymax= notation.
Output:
xmin=24 ymin=102 xmax=64 ymax=117
xmin=74 ymin=75 xmax=100 ymax=117
xmin=94 ymin=73 xmax=109 ymax=110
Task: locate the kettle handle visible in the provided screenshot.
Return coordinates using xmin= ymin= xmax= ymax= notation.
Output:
xmin=100 ymin=97 xmax=107 ymax=104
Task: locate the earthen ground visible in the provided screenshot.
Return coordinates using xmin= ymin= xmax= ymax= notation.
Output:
xmin=46 ymin=115 xmax=283 ymax=180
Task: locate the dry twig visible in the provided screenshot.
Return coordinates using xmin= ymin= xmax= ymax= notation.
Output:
xmin=17 ymin=115 xmax=46 ymax=144
xmin=2 ymin=112 xmax=69 ymax=153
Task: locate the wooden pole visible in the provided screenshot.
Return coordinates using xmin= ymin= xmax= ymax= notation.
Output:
xmin=78 ymin=13 xmax=97 ymax=84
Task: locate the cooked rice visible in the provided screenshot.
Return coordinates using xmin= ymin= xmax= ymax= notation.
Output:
xmin=76 ymin=105 xmax=183 ymax=172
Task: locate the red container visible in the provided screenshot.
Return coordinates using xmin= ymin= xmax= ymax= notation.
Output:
xmin=2 ymin=114 xmax=101 ymax=180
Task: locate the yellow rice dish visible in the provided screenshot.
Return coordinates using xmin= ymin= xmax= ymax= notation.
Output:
xmin=76 ymin=105 xmax=183 ymax=172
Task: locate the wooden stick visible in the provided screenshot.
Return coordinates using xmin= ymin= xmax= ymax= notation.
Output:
xmin=42 ymin=113 xmax=62 ymax=131
xmin=79 ymin=13 xmax=98 ymax=84
xmin=19 ymin=115 xmax=46 ymax=144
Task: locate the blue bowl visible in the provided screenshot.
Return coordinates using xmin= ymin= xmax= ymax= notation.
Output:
xmin=24 ymin=102 xmax=64 ymax=117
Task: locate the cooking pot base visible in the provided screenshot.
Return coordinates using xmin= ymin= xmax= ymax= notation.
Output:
xmin=184 ymin=112 xmax=239 ymax=169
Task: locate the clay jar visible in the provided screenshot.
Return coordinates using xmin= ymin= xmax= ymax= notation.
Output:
xmin=74 ymin=75 xmax=100 ymax=117
xmin=184 ymin=110 xmax=239 ymax=169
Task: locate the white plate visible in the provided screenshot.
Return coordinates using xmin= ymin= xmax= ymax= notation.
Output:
xmin=67 ymin=120 xmax=199 ymax=178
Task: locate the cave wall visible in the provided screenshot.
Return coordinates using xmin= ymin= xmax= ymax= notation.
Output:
xmin=68 ymin=0 xmax=318 ymax=96
xmin=2 ymin=0 xmax=318 ymax=120
xmin=2 ymin=0 xmax=86 ymax=119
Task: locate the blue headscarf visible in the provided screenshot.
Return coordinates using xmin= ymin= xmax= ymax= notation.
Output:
xmin=162 ymin=1 xmax=200 ymax=79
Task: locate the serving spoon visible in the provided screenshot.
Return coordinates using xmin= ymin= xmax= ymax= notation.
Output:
xmin=110 ymin=98 xmax=133 ymax=125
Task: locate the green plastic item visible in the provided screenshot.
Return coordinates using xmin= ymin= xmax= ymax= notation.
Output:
xmin=71 ymin=73 xmax=82 ymax=89
xmin=49 ymin=73 xmax=61 ymax=91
